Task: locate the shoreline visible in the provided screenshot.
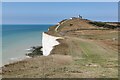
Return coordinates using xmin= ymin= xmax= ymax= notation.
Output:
xmin=1 ymin=31 xmax=61 ymax=67
xmin=2 ymin=25 xmax=50 ymax=67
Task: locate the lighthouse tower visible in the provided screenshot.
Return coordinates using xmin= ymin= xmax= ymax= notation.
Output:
xmin=78 ymin=15 xmax=82 ymax=19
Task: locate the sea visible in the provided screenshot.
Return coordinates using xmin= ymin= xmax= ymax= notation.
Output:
xmin=2 ymin=24 xmax=53 ymax=66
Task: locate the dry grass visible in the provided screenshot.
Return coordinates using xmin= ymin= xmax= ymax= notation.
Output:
xmin=2 ymin=55 xmax=73 ymax=78
xmin=50 ymin=38 xmax=69 ymax=55
xmin=58 ymin=18 xmax=97 ymax=32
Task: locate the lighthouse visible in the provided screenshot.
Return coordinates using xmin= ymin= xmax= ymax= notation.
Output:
xmin=78 ymin=15 xmax=82 ymax=19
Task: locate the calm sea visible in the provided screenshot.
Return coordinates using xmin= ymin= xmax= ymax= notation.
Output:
xmin=2 ymin=24 xmax=53 ymax=66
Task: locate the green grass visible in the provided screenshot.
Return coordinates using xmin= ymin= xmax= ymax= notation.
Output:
xmin=65 ymin=36 xmax=118 ymax=77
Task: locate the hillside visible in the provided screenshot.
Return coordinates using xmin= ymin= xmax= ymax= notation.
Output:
xmin=2 ymin=18 xmax=119 ymax=78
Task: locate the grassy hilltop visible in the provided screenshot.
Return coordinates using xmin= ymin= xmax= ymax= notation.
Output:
xmin=2 ymin=18 xmax=119 ymax=78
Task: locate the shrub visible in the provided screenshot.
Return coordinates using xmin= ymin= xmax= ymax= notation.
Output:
xmin=70 ymin=23 xmax=73 ymax=26
xmin=89 ymin=21 xmax=119 ymax=29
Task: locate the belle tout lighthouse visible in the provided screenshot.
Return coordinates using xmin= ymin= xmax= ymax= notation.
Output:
xmin=78 ymin=15 xmax=82 ymax=19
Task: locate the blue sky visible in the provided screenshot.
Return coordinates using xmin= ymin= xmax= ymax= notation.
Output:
xmin=2 ymin=2 xmax=118 ymax=24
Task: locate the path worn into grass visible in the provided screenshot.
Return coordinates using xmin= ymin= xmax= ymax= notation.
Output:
xmin=66 ymin=36 xmax=117 ymax=58
xmin=63 ymin=36 xmax=118 ymax=78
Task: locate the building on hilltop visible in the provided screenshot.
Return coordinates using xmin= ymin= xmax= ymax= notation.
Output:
xmin=78 ymin=15 xmax=82 ymax=19
xmin=70 ymin=15 xmax=83 ymax=20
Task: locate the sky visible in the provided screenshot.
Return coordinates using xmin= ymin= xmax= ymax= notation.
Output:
xmin=1 ymin=0 xmax=120 ymax=2
xmin=2 ymin=2 xmax=118 ymax=24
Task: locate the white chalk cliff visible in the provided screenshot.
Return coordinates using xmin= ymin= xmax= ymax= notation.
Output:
xmin=42 ymin=32 xmax=61 ymax=56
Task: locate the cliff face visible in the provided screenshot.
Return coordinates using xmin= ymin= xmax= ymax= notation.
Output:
xmin=42 ymin=32 xmax=61 ymax=56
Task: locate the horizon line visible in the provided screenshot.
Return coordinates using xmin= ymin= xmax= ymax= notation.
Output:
xmin=1 ymin=23 xmax=56 ymax=25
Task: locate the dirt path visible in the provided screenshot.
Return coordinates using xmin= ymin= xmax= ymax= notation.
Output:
xmin=66 ymin=36 xmax=117 ymax=58
xmin=62 ymin=36 xmax=118 ymax=78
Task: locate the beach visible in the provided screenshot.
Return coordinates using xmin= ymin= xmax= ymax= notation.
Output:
xmin=2 ymin=24 xmax=52 ymax=66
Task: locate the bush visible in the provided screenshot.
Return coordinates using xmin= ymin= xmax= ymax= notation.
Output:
xmin=89 ymin=21 xmax=119 ymax=29
xmin=70 ymin=23 xmax=73 ymax=26
xmin=89 ymin=22 xmax=106 ymax=27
